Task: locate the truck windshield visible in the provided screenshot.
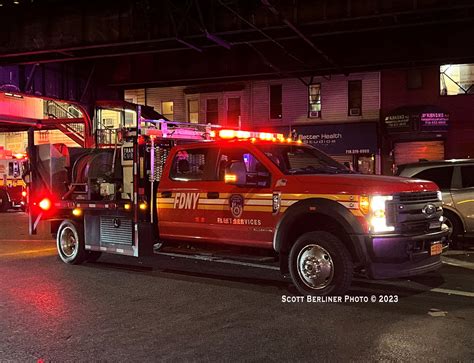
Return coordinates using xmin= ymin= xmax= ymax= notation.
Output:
xmin=256 ymin=144 xmax=352 ymax=175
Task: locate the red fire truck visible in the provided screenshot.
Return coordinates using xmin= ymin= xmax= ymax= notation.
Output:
xmin=27 ymin=105 xmax=449 ymax=295
xmin=0 ymin=154 xmax=27 ymax=212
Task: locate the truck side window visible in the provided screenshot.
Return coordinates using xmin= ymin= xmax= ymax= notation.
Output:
xmin=414 ymin=166 xmax=454 ymax=190
xmin=218 ymin=149 xmax=270 ymax=187
xmin=170 ymin=148 xmax=216 ymax=181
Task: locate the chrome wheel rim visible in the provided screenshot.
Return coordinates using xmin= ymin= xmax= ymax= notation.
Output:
xmin=60 ymin=227 xmax=77 ymax=257
xmin=297 ymin=244 xmax=334 ymax=290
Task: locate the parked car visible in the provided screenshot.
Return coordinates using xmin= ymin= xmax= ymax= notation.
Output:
xmin=397 ymin=159 xmax=474 ymax=248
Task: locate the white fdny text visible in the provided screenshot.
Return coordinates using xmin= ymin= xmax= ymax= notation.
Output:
xmin=174 ymin=193 xmax=200 ymax=209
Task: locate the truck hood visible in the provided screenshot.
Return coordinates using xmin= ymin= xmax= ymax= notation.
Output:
xmin=292 ymin=174 xmax=438 ymax=195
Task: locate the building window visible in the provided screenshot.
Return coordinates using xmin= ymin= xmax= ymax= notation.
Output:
xmin=440 ymin=64 xmax=474 ymax=95
xmin=161 ymin=101 xmax=174 ymax=120
xmin=308 ymin=83 xmax=321 ymax=118
xmin=270 ymin=84 xmax=282 ymax=119
xmin=206 ymin=99 xmax=218 ymax=124
xmin=348 ymin=80 xmax=362 ymax=116
xmin=227 ymin=97 xmax=241 ymax=127
xmin=188 ymin=99 xmax=199 ymax=123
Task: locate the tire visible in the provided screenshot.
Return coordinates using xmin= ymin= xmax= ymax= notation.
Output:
xmin=86 ymin=251 xmax=102 ymax=262
xmin=443 ymin=211 xmax=463 ymax=250
xmin=289 ymin=231 xmax=353 ymax=296
xmin=57 ymin=220 xmax=87 ymax=264
xmin=0 ymin=190 xmax=10 ymax=212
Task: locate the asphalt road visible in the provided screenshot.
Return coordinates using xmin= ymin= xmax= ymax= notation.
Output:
xmin=0 ymin=212 xmax=473 ymax=361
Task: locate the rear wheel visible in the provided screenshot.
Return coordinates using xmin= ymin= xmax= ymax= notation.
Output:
xmin=0 ymin=190 xmax=10 ymax=212
xmin=57 ymin=220 xmax=86 ymax=264
xmin=289 ymin=231 xmax=353 ymax=296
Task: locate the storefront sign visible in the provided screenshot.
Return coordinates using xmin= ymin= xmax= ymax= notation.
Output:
xmin=420 ymin=112 xmax=449 ymax=131
xmin=279 ymin=123 xmax=378 ymax=155
xmin=385 ymin=106 xmax=449 ymax=133
xmin=384 ymin=114 xmax=411 ymax=132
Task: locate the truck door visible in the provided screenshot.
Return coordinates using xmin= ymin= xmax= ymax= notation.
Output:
xmin=209 ymin=146 xmax=276 ymax=247
xmin=157 ymin=146 xmax=221 ymax=242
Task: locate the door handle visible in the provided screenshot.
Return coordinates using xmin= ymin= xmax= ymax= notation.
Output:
xmin=161 ymin=191 xmax=172 ymax=198
xmin=207 ymin=192 xmax=219 ymax=199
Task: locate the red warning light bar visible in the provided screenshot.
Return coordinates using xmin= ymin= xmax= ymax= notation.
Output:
xmin=217 ymin=129 xmax=286 ymax=142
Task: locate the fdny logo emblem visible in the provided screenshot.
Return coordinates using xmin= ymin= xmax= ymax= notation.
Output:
xmin=229 ymin=194 xmax=244 ymax=218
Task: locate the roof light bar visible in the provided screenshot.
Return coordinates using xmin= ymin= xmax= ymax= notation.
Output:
xmin=217 ymin=129 xmax=285 ymax=142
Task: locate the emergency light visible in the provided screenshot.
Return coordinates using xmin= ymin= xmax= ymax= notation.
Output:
xmin=217 ymin=129 xmax=286 ymax=142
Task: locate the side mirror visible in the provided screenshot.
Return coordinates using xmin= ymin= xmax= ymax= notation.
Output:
xmin=224 ymin=161 xmax=247 ymax=186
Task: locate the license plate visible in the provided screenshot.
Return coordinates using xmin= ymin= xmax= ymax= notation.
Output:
xmin=430 ymin=243 xmax=442 ymax=256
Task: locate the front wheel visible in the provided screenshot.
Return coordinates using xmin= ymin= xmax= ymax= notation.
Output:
xmin=57 ymin=220 xmax=86 ymax=264
xmin=289 ymin=231 xmax=353 ymax=296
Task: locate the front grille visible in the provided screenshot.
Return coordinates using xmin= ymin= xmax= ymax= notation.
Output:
xmin=388 ymin=192 xmax=442 ymax=235
xmin=397 ymin=191 xmax=438 ymax=203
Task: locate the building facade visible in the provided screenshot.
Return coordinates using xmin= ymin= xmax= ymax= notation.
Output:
xmin=380 ymin=64 xmax=474 ymax=174
xmin=125 ymin=72 xmax=381 ymax=174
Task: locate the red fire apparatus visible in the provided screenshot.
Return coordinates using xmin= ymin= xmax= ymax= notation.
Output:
xmin=0 ymin=153 xmax=27 ymax=212
xmin=27 ymin=103 xmax=449 ymax=296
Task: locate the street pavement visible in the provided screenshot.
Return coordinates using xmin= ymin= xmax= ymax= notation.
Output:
xmin=0 ymin=212 xmax=473 ymax=361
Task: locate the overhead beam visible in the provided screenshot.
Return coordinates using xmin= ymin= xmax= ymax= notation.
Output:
xmin=261 ymin=0 xmax=345 ymax=75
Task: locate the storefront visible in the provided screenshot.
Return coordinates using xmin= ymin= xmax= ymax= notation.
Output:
xmin=278 ymin=122 xmax=379 ymax=174
xmin=383 ymin=105 xmax=449 ymax=170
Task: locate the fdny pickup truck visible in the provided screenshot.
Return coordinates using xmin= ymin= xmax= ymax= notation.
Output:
xmin=27 ymin=107 xmax=449 ymax=296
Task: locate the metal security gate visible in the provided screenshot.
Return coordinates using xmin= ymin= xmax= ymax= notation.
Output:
xmin=394 ymin=141 xmax=444 ymax=165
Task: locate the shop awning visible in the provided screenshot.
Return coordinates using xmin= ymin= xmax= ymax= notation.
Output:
xmin=384 ymin=105 xmax=449 ymax=132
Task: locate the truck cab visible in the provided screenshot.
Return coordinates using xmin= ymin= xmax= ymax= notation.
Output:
xmin=158 ymin=138 xmax=448 ymax=295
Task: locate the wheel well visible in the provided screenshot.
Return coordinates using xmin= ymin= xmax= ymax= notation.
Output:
xmin=279 ymin=212 xmax=359 ymax=273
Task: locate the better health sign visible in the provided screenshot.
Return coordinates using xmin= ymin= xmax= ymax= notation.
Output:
xmin=280 ymin=122 xmax=378 ymax=155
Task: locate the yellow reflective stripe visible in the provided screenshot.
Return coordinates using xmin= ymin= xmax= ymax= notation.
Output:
xmin=281 ymin=193 xmax=358 ymax=202
xmin=245 ymin=199 xmax=272 ymax=206
xmin=157 ymin=198 xmax=175 ymax=203
xmin=157 ymin=203 xmax=174 ymax=209
xmin=199 ymin=199 xmax=227 ymax=205
xmin=198 ymin=205 xmax=225 ymax=210
xmin=245 ymin=206 xmax=272 ymax=212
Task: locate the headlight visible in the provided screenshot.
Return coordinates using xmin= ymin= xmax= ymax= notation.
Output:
xmin=360 ymin=195 xmax=395 ymax=233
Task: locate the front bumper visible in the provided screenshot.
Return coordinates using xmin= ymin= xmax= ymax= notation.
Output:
xmin=360 ymin=228 xmax=449 ymax=279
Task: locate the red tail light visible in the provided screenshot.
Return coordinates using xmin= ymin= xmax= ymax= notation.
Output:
xmin=21 ymin=191 xmax=27 ymax=197
xmin=38 ymin=198 xmax=52 ymax=211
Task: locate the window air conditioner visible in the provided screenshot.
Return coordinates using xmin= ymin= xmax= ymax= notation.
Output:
xmin=103 ymin=118 xmax=115 ymax=128
xmin=349 ymin=108 xmax=361 ymax=116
